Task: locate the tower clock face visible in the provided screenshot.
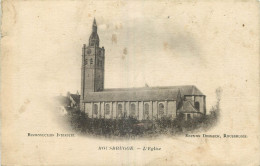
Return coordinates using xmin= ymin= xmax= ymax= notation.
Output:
xmin=87 ymin=49 xmax=92 ymax=54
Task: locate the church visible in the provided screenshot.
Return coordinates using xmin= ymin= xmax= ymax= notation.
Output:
xmin=80 ymin=19 xmax=206 ymax=121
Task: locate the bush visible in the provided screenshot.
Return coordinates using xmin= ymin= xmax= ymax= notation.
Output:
xmin=65 ymin=108 xmax=219 ymax=139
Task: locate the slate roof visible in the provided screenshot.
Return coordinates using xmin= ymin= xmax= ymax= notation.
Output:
xmin=83 ymin=85 xmax=204 ymax=102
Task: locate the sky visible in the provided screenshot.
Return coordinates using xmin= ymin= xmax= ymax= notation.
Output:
xmin=4 ymin=1 xmax=259 ymax=110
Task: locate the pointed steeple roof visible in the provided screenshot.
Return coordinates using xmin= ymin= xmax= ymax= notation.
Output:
xmin=92 ymin=18 xmax=97 ymax=33
xmin=89 ymin=18 xmax=99 ymax=46
xmin=93 ymin=18 xmax=97 ymax=26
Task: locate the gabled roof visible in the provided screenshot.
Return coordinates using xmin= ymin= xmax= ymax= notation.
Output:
xmin=69 ymin=94 xmax=80 ymax=103
xmin=83 ymin=85 xmax=204 ymax=102
xmin=178 ymin=100 xmax=201 ymax=113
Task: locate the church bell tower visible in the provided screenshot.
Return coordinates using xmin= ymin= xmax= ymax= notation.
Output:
xmin=80 ymin=18 xmax=105 ymax=110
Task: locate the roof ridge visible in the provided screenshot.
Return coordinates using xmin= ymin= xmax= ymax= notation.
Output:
xmin=104 ymin=85 xmax=195 ymax=90
xmin=84 ymin=85 xmax=204 ymax=102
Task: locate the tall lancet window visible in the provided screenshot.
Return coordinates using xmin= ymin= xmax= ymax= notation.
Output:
xmin=130 ymin=104 xmax=136 ymax=117
xmin=105 ymin=104 xmax=110 ymax=115
xmin=144 ymin=103 xmax=149 ymax=120
xmin=93 ymin=104 xmax=98 ymax=117
xmin=159 ymin=103 xmax=164 ymax=116
xmin=117 ymin=104 xmax=123 ymax=118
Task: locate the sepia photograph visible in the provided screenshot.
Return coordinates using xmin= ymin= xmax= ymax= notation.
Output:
xmin=1 ymin=1 xmax=259 ymax=165
xmin=55 ymin=18 xmax=220 ymax=139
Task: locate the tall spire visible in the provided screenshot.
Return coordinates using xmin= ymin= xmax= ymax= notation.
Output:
xmin=93 ymin=18 xmax=96 ymax=25
xmin=89 ymin=18 xmax=99 ymax=46
xmin=92 ymin=18 xmax=97 ymax=33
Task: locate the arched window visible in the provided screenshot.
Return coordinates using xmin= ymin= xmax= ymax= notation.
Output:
xmin=144 ymin=103 xmax=149 ymax=120
xmin=145 ymin=103 xmax=149 ymax=114
xmin=187 ymin=114 xmax=191 ymax=120
xmin=117 ymin=104 xmax=123 ymax=117
xmin=85 ymin=59 xmax=88 ymax=65
xmin=90 ymin=58 xmax=93 ymax=64
xmin=93 ymin=104 xmax=98 ymax=115
xmin=195 ymin=102 xmax=200 ymax=111
xmin=130 ymin=104 xmax=136 ymax=117
xmin=159 ymin=103 xmax=164 ymax=116
xmin=105 ymin=104 xmax=110 ymax=115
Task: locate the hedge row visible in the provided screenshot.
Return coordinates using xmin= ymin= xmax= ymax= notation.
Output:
xmin=65 ymin=109 xmax=218 ymax=138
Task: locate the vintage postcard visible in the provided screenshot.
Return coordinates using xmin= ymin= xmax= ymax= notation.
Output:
xmin=1 ymin=0 xmax=260 ymax=165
